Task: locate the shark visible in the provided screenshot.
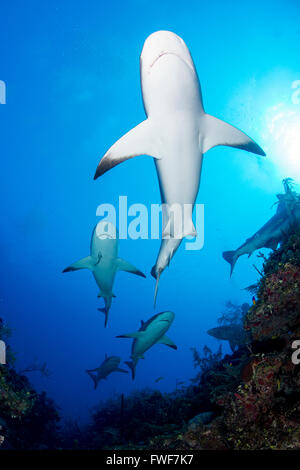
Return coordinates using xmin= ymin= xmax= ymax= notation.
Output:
xmin=116 ymin=311 xmax=177 ymax=379
xmin=62 ymin=221 xmax=145 ymax=326
xmin=207 ymin=325 xmax=251 ymax=352
xmin=223 ymin=183 xmax=300 ymax=276
xmin=93 ymin=30 xmax=265 ymax=303
xmin=86 ymin=354 xmax=128 ymax=389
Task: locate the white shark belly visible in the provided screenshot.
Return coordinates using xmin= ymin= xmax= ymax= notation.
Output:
xmin=93 ymin=261 xmax=116 ymax=295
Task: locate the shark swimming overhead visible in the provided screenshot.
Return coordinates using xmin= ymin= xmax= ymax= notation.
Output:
xmin=62 ymin=221 xmax=146 ymax=327
xmin=93 ymin=30 xmax=266 ymax=303
xmin=86 ymin=354 xmax=128 ymax=389
xmin=116 ymin=311 xmax=177 ymax=380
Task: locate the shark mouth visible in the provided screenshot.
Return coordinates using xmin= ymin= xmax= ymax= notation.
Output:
xmin=97 ymin=234 xmax=115 ymax=240
xmin=149 ymin=51 xmax=193 ymax=72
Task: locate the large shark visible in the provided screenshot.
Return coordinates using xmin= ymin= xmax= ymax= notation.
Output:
xmin=86 ymin=354 xmax=128 ymax=389
xmin=223 ymin=184 xmax=300 ymax=276
xmin=93 ymin=30 xmax=265 ymax=302
xmin=63 ymin=221 xmax=146 ymax=326
xmin=117 ymin=311 xmax=177 ymax=379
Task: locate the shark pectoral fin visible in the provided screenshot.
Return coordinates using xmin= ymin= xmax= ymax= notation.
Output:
xmin=229 ymin=341 xmax=237 ymax=353
xmin=115 ymin=367 xmax=129 ymax=374
xmin=94 ymin=119 xmax=161 ymax=179
xmin=116 ymin=332 xmax=143 ymax=339
xmin=157 ymin=335 xmax=177 ymax=350
xmin=62 ymin=255 xmax=94 ymax=273
xmin=202 ymin=114 xmax=266 ymax=156
xmin=115 ymin=258 xmax=146 ymax=278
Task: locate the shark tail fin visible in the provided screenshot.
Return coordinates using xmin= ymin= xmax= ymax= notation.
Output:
xmin=62 ymin=256 xmax=93 ymax=273
xmin=153 ymin=271 xmax=161 ymax=308
xmin=222 ymin=250 xmax=237 ymax=277
xmin=86 ymin=370 xmax=98 ymax=390
xmin=98 ymin=308 xmax=109 ymax=328
xmin=202 ymin=114 xmax=266 ymax=157
xmin=125 ymin=361 xmax=136 ymax=380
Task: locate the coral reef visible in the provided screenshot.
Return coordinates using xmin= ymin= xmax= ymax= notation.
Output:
xmin=147 ymin=229 xmax=300 ymax=450
xmin=0 ymin=319 xmax=60 ymax=449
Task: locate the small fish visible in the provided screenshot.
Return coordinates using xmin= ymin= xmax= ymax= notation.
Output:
xmin=155 ymin=376 xmax=164 ymax=383
xmin=277 ymin=379 xmax=281 ymax=391
xmin=252 ymin=296 xmax=256 ymax=306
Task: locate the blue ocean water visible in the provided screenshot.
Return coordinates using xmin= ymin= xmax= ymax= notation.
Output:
xmin=0 ymin=0 xmax=299 ymax=424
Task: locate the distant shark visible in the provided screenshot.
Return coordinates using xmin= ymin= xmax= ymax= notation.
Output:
xmin=117 ymin=311 xmax=177 ymax=379
xmin=63 ymin=221 xmax=145 ymax=326
xmin=223 ymin=184 xmax=300 ymax=276
xmin=93 ymin=30 xmax=265 ymax=303
xmin=86 ymin=354 xmax=128 ymax=389
xmin=207 ymin=325 xmax=251 ymax=352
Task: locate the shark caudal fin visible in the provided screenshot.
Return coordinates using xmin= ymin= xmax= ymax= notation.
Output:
xmin=222 ymin=250 xmax=237 ymax=277
xmin=202 ymin=114 xmax=266 ymax=157
xmin=98 ymin=308 xmax=110 ymax=328
xmin=151 ymin=268 xmax=161 ymax=308
xmin=94 ymin=119 xmax=161 ymax=179
xmin=86 ymin=370 xmax=99 ymax=390
xmin=125 ymin=361 xmax=136 ymax=380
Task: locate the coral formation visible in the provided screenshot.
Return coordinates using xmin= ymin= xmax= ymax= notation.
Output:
xmin=1 ymin=227 xmax=299 ymax=450
xmin=0 ymin=320 xmax=60 ymax=449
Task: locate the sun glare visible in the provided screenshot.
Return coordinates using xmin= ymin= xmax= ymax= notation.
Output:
xmin=264 ymin=104 xmax=300 ymax=180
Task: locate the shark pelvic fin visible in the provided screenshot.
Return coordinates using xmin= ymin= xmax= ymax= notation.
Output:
xmin=115 ymin=258 xmax=146 ymax=278
xmin=94 ymin=119 xmax=161 ymax=179
xmin=62 ymin=255 xmax=94 ymax=273
xmin=202 ymin=114 xmax=266 ymax=156
xmin=157 ymin=335 xmax=177 ymax=350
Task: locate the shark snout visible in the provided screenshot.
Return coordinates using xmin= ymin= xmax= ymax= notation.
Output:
xmin=159 ymin=311 xmax=175 ymax=324
xmin=141 ymin=30 xmax=193 ymax=74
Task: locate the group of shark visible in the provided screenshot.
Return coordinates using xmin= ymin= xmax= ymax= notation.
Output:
xmin=62 ymin=30 xmax=298 ymax=387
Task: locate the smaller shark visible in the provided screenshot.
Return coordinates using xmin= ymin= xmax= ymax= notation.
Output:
xmin=86 ymin=355 xmax=128 ymax=389
xmin=207 ymin=325 xmax=251 ymax=352
xmin=117 ymin=311 xmax=177 ymax=380
xmin=223 ymin=185 xmax=300 ymax=276
xmin=63 ymin=221 xmax=146 ymax=326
